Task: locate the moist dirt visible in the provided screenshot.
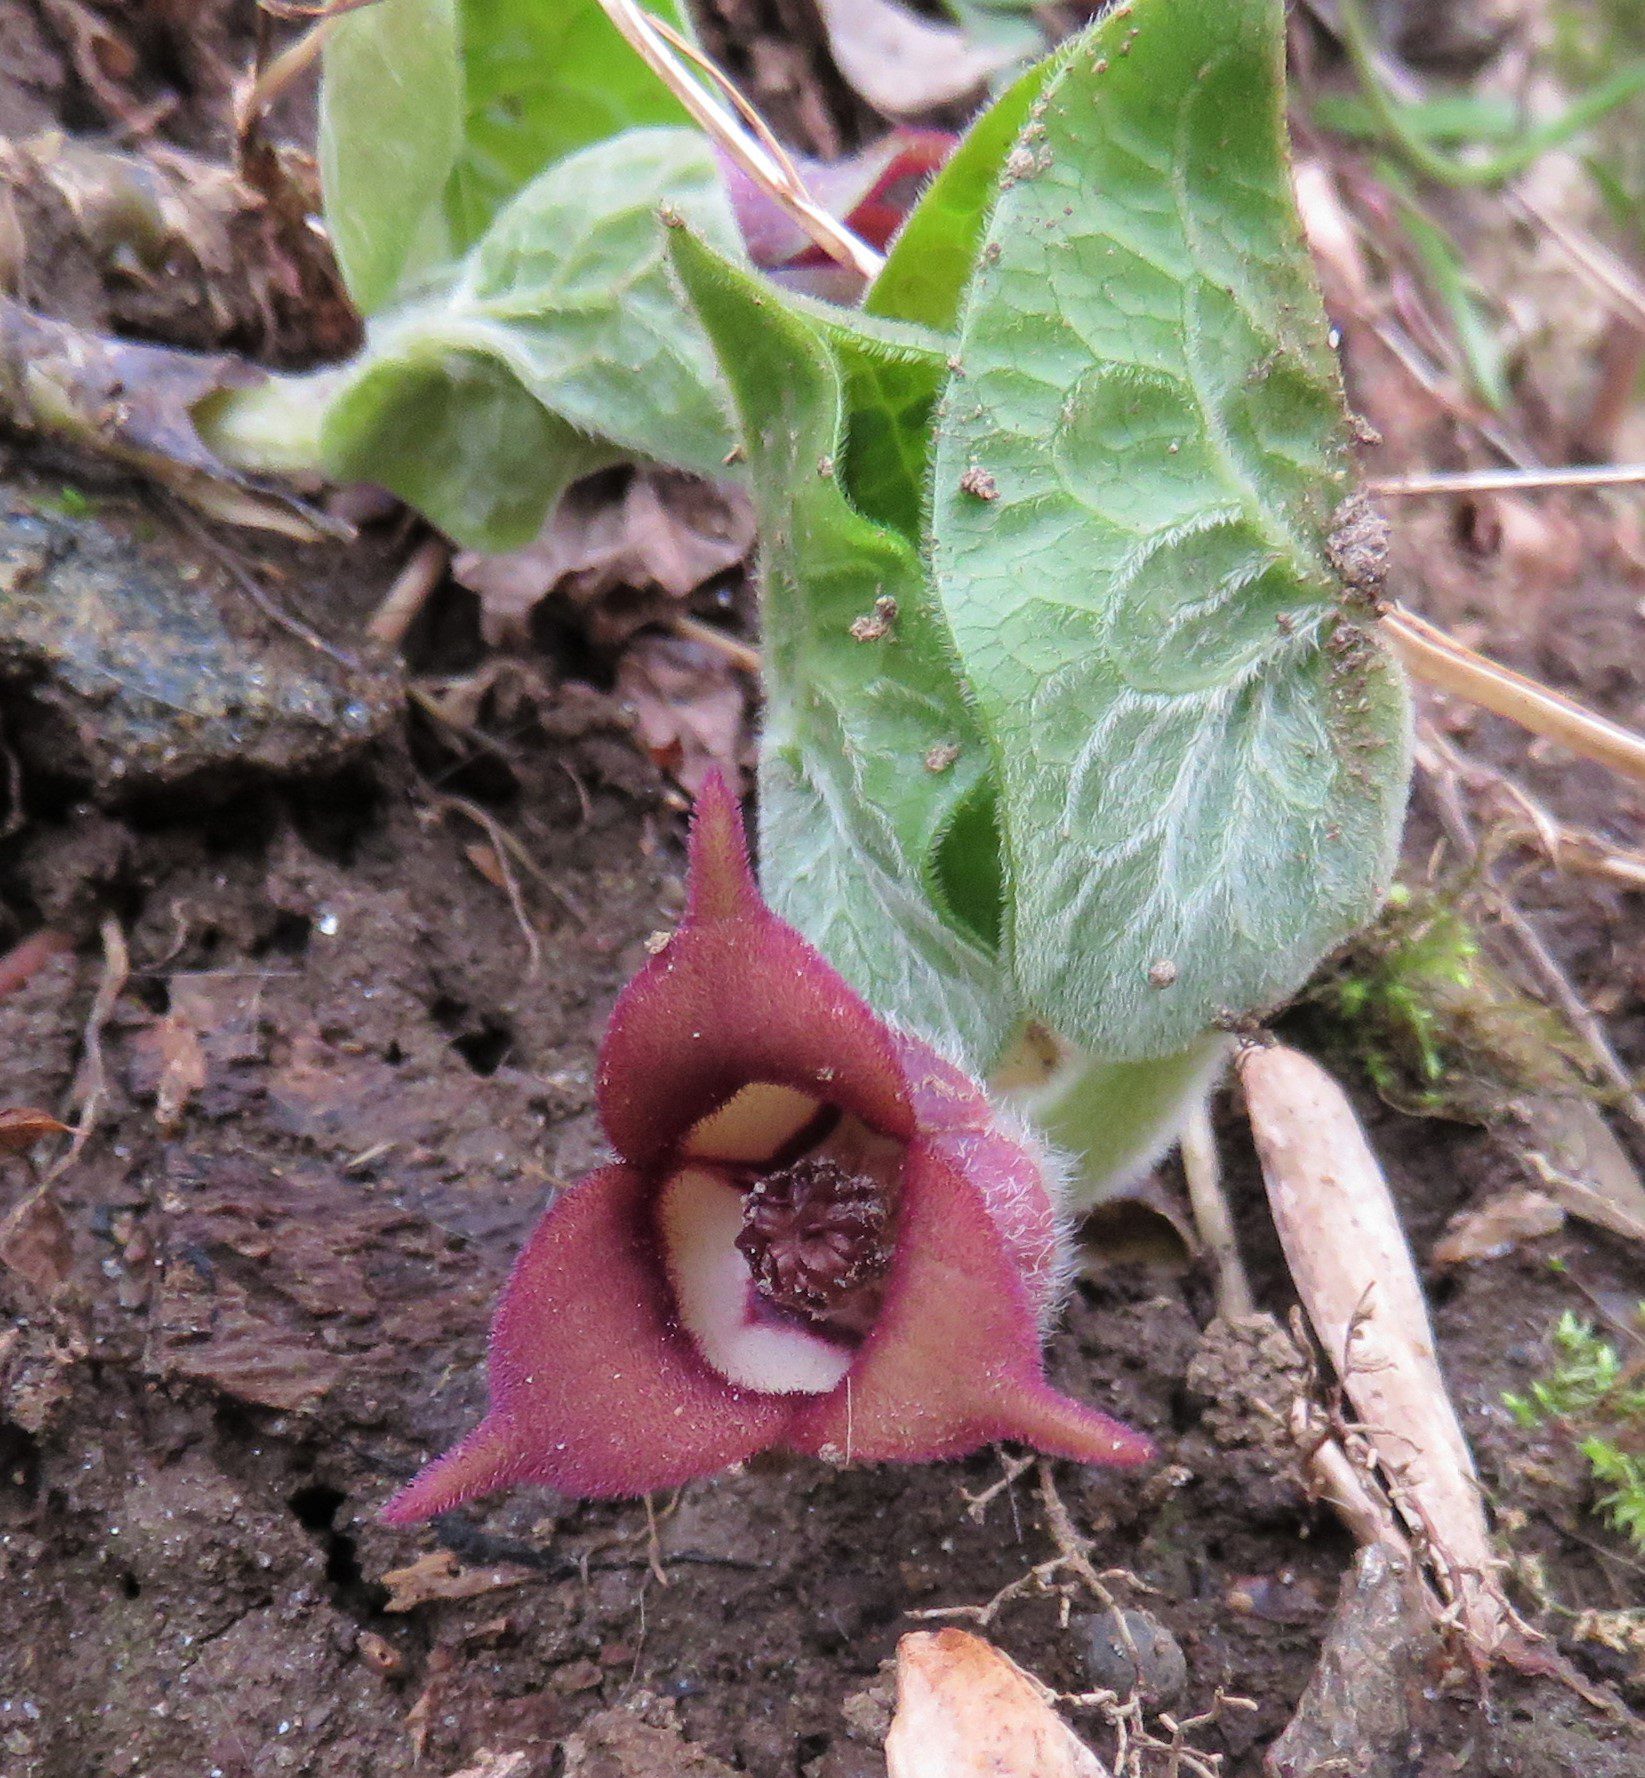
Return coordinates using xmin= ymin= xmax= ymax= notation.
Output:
xmin=1 ymin=3 xmax=1643 ymax=1775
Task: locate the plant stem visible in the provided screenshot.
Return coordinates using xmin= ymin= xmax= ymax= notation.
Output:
xmin=194 ymin=367 xmax=344 ymax=479
xmin=998 ymin=1032 xmax=1229 ymax=1211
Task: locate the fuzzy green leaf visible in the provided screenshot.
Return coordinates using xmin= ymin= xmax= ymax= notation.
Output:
xmin=320 ymin=130 xmax=737 ymax=551
xmin=318 ymin=0 xmax=690 ymax=315
xmin=320 ymin=355 xmax=614 ymax=552
xmin=784 ymin=296 xmax=950 ymax=545
xmin=445 ymin=0 xmax=691 ymax=251
xmin=318 ymin=0 xmax=463 ymax=314
xmin=671 ymin=232 xmax=1017 ymax=1067
xmin=866 ymin=52 xmax=1056 ymax=332
xmin=930 ymin=0 xmax=1411 ymax=1061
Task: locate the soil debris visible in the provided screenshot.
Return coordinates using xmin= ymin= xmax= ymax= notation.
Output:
xmin=561 ymin=1695 xmax=740 ymax=1778
xmin=454 ymin=468 xmax=754 ymax=653
xmin=380 ymin=1548 xmax=535 ymax=1614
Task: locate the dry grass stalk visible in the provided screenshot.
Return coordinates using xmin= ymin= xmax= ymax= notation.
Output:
xmin=1370 ymin=464 xmax=1645 ymax=497
xmin=593 ymin=0 xmax=884 ymax=280
xmin=1386 ymin=606 xmax=1645 ymax=788
xmin=1179 ymin=1100 xmax=1254 ymax=1320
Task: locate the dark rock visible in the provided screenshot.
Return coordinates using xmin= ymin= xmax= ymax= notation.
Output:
xmin=1264 ymin=1545 xmax=1439 ymax=1778
xmin=1076 ymin=1608 xmax=1188 ymax=1708
xmin=0 ymin=482 xmax=399 ymax=798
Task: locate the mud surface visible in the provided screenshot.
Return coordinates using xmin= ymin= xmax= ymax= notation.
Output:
xmin=1 ymin=4 xmax=1643 ymax=1776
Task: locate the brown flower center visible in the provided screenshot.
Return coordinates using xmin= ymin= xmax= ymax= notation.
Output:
xmin=736 ymin=1156 xmax=893 ymax=1335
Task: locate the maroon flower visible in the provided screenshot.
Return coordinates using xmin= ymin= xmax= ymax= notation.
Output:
xmin=385 ymin=779 xmax=1152 ymax=1520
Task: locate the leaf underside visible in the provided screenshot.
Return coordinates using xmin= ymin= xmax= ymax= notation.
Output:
xmin=321 ymin=131 xmax=739 ymax=552
xmin=931 ymin=0 xmax=1411 ymax=1062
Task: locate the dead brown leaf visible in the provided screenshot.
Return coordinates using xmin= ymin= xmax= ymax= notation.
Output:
xmin=0 ymin=1109 xmax=70 ymax=1153
xmin=454 ymin=468 xmax=754 ymax=651
xmin=616 ymin=631 xmax=751 ymax=797
xmin=885 ymin=1629 xmax=1112 ymax=1778
xmin=816 ymin=0 xmax=1010 ymax=118
xmin=1518 ymin=1093 xmax=1645 ymax=1245
xmin=1430 ymin=1187 xmax=1565 ymax=1267
xmin=0 ymin=297 xmax=330 ymax=538
xmin=379 ymin=1548 xmax=534 ymax=1613
xmin=127 ymin=971 xmax=268 ymax=1126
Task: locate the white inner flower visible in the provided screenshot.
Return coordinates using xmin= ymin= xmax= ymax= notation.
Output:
xmin=657 ymin=1166 xmax=854 ymax=1395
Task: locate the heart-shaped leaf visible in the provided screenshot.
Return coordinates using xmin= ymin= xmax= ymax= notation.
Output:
xmin=930 ymin=0 xmax=1411 ymax=1062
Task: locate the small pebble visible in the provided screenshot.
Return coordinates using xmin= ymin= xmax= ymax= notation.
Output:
xmin=1076 ymin=1608 xmax=1187 ymax=1707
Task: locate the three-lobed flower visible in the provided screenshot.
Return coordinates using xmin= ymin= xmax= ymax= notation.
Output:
xmin=386 ymin=779 xmax=1152 ymax=1521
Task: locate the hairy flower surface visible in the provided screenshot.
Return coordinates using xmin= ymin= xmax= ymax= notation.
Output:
xmin=385 ymin=780 xmax=1152 ymax=1520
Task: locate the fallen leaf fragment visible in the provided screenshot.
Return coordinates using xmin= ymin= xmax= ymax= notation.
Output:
xmin=453 ymin=467 xmax=753 ymax=650
xmin=0 ymin=929 xmax=72 ymax=998
xmin=0 ymin=1109 xmax=70 ymax=1152
xmin=616 ymin=630 xmax=750 ymax=797
xmin=1239 ymin=1043 xmax=1512 ymax=1657
xmin=128 ymin=1014 xmax=208 ymax=1132
xmin=816 ymin=0 xmax=1010 ymax=117
xmin=1431 ymin=1188 xmax=1565 ymax=1267
xmin=1518 ymin=1093 xmax=1645 ymax=1245
xmin=1265 ymin=1545 xmax=1439 ymax=1778
xmin=0 ymin=296 xmax=328 ymax=538
xmin=885 ymin=1629 xmax=1112 ymax=1778
xmin=379 ymin=1548 xmax=534 ymax=1613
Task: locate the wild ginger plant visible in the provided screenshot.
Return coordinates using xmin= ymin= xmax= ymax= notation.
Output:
xmin=206 ymin=0 xmax=1418 ymax=1503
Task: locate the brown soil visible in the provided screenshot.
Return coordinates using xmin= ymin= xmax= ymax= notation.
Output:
xmin=1 ymin=6 xmax=1643 ymax=1777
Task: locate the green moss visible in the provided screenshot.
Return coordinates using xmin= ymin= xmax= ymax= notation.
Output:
xmin=1506 ymin=1309 xmax=1645 ymax=1555
xmin=1302 ymin=882 xmax=1572 ymax=1120
xmin=35 ymin=485 xmax=96 ymax=519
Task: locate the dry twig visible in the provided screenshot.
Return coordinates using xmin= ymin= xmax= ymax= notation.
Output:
xmin=46 ymin=916 xmax=129 ymax=1181
xmin=369 ymin=536 xmax=451 ymax=649
xmin=1386 ymin=606 xmax=1645 ymax=788
xmin=593 ymin=0 xmax=884 ymax=280
xmin=1417 ymin=729 xmax=1645 ymax=1140
xmin=428 ymin=794 xmax=546 ymax=976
